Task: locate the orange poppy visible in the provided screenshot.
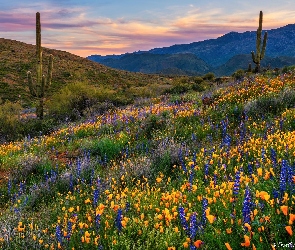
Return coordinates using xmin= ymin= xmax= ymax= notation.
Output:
xmin=281 ymin=205 xmax=288 ymax=216
xmin=286 ymin=225 xmax=293 ymax=236
xmin=194 ymin=240 xmax=203 ymax=248
xmin=241 ymin=235 xmax=250 ymax=247
xmin=225 ymin=242 xmax=232 ymax=250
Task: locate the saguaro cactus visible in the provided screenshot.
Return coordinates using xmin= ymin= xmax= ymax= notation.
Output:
xmin=251 ymin=11 xmax=267 ymax=73
xmin=27 ymin=12 xmax=53 ymax=119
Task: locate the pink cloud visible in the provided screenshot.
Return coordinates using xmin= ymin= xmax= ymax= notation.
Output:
xmin=1 ymin=6 xmax=294 ymax=57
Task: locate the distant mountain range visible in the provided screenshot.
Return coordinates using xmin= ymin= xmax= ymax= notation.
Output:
xmin=88 ymin=24 xmax=295 ymax=76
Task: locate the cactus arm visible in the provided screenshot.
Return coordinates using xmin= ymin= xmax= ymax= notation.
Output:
xmin=256 ymin=27 xmax=261 ymax=60
xmin=251 ymin=51 xmax=257 ymax=63
xmin=41 ymin=75 xmax=46 ymax=98
xmin=27 ymin=71 xmax=37 ymax=97
xmin=261 ymin=31 xmax=268 ymax=59
xmin=46 ymin=54 xmax=53 ymax=89
xmin=258 ymin=10 xmax=263 ymax=30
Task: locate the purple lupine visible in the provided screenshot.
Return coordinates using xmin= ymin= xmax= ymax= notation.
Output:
xmin=55 ymin=225 xmax=63 ymax=245
xmin=286 ymin=162 xmax=294 ymax=190
xmin=115 ymin=208 xmax=123 ymax=232
xmin=247 ymin=163 xmax=253 ymax=176
xmin=201 ymin=198 xmax=208 ymax=226
xmin=18 ymin=181 xmax=25 ymax=196
xmin=279 ymin=160 xmax=288 ymax=197
xmin=242 ymin=186 xmax=252 ymax=227
xmin=65 ymin=221 xmax=72 ymax=239
xmin=7 ymin=179 xmax=11 ymax=196
xmin=178 ymin=206 xmax=189 ymax=235
xmin=223 ymin=134 xmax=231 ymax=147
xmin=76 ymin=158 xmax=81 ymax=177
xmin=213 ymin=172 xmax=217 ymax=187
xmin=93 ymin=189 xmax=100 ymax=207
xmin=190 ymin=213 xmax=198 ymax=240
xmin=233 ymin=169 xmax=241 ymax=196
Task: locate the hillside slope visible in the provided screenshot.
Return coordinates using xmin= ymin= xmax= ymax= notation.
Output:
xmin=0 ymin=38 xmax=169 ymax=104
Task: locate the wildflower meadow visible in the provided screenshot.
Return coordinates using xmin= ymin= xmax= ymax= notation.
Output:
xmin=0 ymin=72 xmax=295 ymax=249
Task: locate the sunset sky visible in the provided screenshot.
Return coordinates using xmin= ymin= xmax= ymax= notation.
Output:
xmin=1 ymin=0 xmax=295 ymax=57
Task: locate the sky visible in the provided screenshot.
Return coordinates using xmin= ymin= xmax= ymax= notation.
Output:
xmin=1 ymin=0 xmax=295 ymax=57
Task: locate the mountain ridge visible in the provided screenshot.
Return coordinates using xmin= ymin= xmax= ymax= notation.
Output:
xmin=88 ymin=24 xmax=295 ymax=76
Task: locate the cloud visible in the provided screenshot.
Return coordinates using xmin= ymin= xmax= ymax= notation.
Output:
xmin=2 ymin=2 xmax=295 ymax=57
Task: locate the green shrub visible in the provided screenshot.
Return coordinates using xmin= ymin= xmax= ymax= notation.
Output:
xmin=244 ymin=87 xmax=295 ymax=118
xmin=47 ymin=82 xmax=105 ymax=121
xmin=202 ymin=72 xmax=215 ymax=81
xmin=141 ymin=113 xmax=169 ymax=139
xmin=21 ymin=118 xmax=57 ymax=138
xmin=279 ymin=86 xmax=295 ymax=109
xmin=232 ymin=69 xmax=245 ymax=80
xmin=83 ymin=136 xmax=127 ymax=162
xmin=0 ymin=100 xmax=22 ymax=141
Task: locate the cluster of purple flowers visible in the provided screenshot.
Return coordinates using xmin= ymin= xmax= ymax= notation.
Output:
xmin=242 ymin=186 xmax=252 ymax=226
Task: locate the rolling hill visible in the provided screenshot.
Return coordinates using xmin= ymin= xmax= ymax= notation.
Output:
xmin=0 ymin=38 xmax=171 ymax=105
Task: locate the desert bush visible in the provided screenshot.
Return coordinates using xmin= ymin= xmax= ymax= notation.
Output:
xmin=244 ymin=87 xmax=295 ymax=118
xmin=279 ymin=86 xmax=295 ymax=109
xmin=47 ymin=82 xmax=101 ymax=121
xmin=202 ymin=72 xmax=215 ymax=81
xmin=21 ymin=117 xmax=58 ymax=138
xmin=244 ymin=95 xmax=280 ymax=118
xmin=0 ymin=100 xmax=22 ymax=141
xmin=165 ymin=77 xmax=193 ymax=94
xmin=232 ymin=69 xmax=245 ymax=80
xmin=141 ymin=112 xmax=170 ymax=139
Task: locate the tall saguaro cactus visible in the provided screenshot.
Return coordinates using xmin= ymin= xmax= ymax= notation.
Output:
xmin=251 ymin=11 xmax=267 ymax=73
xmin=27 ymin=12 xmax=53 ymax=119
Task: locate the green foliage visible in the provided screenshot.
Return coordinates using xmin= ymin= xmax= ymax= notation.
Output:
xmin=282 ymin=65 xmax=295 ymax=74
xmin=48 ymin=82 xmax=101 ymax=121
xmin=244 ymin=87 xmax=295 ymax=118
xmin=20 ymin=118 xmax=57 ymax=138
xmin=165 ymin=78 xmax=191 ymax=94
xmin=202 ymin=72 xmax=215 ymax=81
xmin=192 ymin=81 xmax=206 ymax=92
xmin=141 ymin=112 xmax=169 ymax=139
xmin=83 ymin=136 xmax=128 ymax=162
xmin=0 ymin=100 xmax=22 ymax=141
xmin=232 ymin=69 xmax=245 ymax=80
